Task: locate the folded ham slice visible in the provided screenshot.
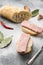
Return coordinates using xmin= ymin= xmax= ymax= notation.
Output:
xmin=16 ymin=32 xmax=30 ymax=53
xmin=21 ymin=21 xmax=43 ymax=33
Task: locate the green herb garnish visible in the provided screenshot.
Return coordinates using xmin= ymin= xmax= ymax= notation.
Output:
xmin=0 ymin=31 xmax=4 ymax=42
xmin=0 ymin=36 xmax=12 ymax=48
xmin=32 ymin=9 xmax=39 ymax=17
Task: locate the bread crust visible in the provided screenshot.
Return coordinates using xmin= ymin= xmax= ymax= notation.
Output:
xmin=21 ymin=27 xmax=38 ymax=35
xmin=0 ymin=5 xmax=32 ymax=23
xmin=25 ymin=38 xmax=32 ymax=53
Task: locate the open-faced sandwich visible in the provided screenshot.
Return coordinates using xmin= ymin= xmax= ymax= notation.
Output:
xmin=16 ymin=32 xmax=33 ymax=54
xmin=21 ymin=21 xmax=43 ymax=35
xmin=0 ymin=5 xmax=32 ymax=23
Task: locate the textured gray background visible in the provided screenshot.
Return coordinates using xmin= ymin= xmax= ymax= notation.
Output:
xmin=0 ymin=0 xmax=43 ymax=65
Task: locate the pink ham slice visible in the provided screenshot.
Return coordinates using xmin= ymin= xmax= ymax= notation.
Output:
xmin=21 ymin=21 xmax=43 ymax=33
xmin=16 ymin=32 xmax=30 ymax=53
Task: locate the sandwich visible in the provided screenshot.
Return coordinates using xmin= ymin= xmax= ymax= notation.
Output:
xmin=16 ymin=32 xmax=33 ymax=54
xmin=21 ymin=21 xmax=43 ymax=35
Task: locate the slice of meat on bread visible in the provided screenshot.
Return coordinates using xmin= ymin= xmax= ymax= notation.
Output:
xmin=16 ymin=32 xmax=33 ymax=54
xmin=21 ymin=21 xmax=43 ymax=35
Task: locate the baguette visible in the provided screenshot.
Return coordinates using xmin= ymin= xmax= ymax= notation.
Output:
xmin=0 ymin=5 xmax=32 ymax=23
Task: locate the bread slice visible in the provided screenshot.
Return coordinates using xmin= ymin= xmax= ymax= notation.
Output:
xmin=0 ymin=5 xmax=32 ymax=23
xmin=25 ymin=38 xmax=32 ymax=53
xmin=16 ymin=38 xmax=33 ymax=54
xmin=21 ymin=27 xmax=38 ymax=36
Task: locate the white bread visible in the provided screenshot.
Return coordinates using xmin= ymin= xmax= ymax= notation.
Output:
xmin=25 ymin=38 xmax=32 ymax=53
xmin=21 ymin=27 xmax=38 ymax=36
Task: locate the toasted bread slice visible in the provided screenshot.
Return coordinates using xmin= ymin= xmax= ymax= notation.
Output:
xmin=21 ymin=27 xmax=38 ymax=36
xmin=25 ymin=38 xmax=32 ymax=53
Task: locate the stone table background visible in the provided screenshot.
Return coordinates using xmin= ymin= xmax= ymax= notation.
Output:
xmin=0 ymin=0 xmax=43 ymax=65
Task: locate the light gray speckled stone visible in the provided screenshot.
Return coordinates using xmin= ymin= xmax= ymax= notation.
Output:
xmin=0 ymin=0 xmax=43 ymax=65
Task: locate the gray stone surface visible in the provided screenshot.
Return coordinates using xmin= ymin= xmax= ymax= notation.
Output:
xmin=0 ymin=0 xmax=43 ymax=65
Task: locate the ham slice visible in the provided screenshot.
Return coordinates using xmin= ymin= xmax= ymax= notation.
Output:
xmin=16 ymin=32 xmax=30 ymax=53
xmin=21 ymin=21 xmax=43 ymax=33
